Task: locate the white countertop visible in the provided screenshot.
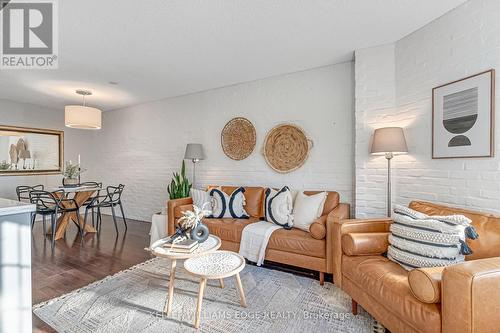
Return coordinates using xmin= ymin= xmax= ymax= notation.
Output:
xmin=0 ymin=198 xmax=35 ymax=216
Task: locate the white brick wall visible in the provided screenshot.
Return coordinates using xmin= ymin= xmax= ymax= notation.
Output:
xmin=93 ymin=63 xmax=355 ymax=221
xmin=355 ymin=0 xmax=500 ymax=217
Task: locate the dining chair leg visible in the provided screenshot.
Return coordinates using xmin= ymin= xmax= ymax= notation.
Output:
xmin=97 ymin=207 xmax=102 ymax=235
xmin=111 ymin=205 xmax=119 ymax=234
xmin=76 ymin=211 xmax=84 ymax=239
xmin=118 ymin=202 xmax=128 ymax=231
xmin=51 ymin=213 xmax=56 ymax=249
xmin=91 ymin=207 xmax=95 ymax=227
xmin=42 ymin=215 xmax=46 ymax=235
xmin=83 ymin=208 xmax=89 ymax=238
xmin=31 ymin=213 xmax=36 ymax=230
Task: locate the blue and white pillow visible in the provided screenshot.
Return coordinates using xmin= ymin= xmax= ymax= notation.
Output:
xmin=209 ymin=187 xmax=249 ymax=219
xmin=262 ymin=186 xmax=293 ymax=229
xmin=190 ymin=188 xmax=212 ymax=212
xmin=388 ymin=205 xmax=478 ymax=270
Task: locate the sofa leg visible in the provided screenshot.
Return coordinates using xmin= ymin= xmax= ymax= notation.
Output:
xmin=351 ymin=299 xmax=358 ymax=315
xmin=319 ymin=272 xmax=324 ymax=285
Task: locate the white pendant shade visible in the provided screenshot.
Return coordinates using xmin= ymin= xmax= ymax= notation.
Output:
xmin=65 ymin=105 xmax=102 ymax=129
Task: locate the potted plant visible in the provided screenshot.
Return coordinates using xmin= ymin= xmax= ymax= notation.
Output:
xmin=167 ymin=160 xmax=192 ymax=199
xmin=62 ymin=161 xmax=85 ymax=187
xmin=0 ymin=160 xmax=11 ymax=171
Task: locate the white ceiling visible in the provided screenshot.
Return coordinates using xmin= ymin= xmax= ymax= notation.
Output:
xmin=0 ymin=0 xmax=466 ymax=111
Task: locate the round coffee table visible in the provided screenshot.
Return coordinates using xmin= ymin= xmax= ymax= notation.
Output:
xmin=184 ymin=251 xmax=247 ymax=329
xmin=150 ymin=235 xmax=221 ymax=316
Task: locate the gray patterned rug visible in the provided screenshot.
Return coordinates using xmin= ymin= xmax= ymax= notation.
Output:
xmin=34 ymin=258 xmax=379 ymax=332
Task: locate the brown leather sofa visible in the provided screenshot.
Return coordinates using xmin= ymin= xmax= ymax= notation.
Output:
xmin=167 ymin=186 xmax=350 ymax=284
xmin=333 ymin=200 xmax=500 ymax=333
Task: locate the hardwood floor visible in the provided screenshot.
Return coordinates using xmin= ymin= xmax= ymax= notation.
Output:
xmin=31 ymin=214 xmax=152 ymax=333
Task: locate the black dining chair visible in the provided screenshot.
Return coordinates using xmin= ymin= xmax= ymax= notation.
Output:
xmin=16 ymin=184 xmax=44 ymax=230
xmin=83 ymin=184 xmax=127 ymax=235
xmin=29 ymin=190 xmax=82 ymax=248
xmin=80 ymin=181 xmax=102 ymax=227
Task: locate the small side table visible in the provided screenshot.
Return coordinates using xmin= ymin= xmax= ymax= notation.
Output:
xmin=150 ymin=235 xmax=221 ymax=316
xmin=184 ymin=251 xmax=247 ymax=329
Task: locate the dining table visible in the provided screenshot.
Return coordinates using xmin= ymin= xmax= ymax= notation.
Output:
xmin=46 ymin=185 xmax=101 ymax=240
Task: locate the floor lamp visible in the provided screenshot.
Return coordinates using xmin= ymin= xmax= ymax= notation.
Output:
xmin=370 ymin=127 xmax=408 ymax=217
xmin=184 ymin=143 xmax=205 ymax=188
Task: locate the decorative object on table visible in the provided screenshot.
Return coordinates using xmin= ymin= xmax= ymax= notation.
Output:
xmin=183 ymin=143 xmax=205 ymax=187
xmin=62 ymin=161 xmax=85 ymax=187
xmin=0 ymin=161 xmax=10 ymax=171
xmin=0 ymin=125 xmax=64 ymax=175
xmin=388 ymin=205 xmax=478 ymax=270
xmin=371 ymin=127 xmax=408 ymax=217
xmin=221 ymin=117 xmax=256 ymax=160
xmin=262 ymin=186 xmax=293 ymax=228
xmin=167 ymin=160 xmax=191 ymax=199
xmin=432 ymin=69 xmax=495 ymax=158
xmin=263 ymin=123 xmax=313 ymax=173
xmin=169 ymin=204 xmax=211 ymax=245
xmin=65 ymin=89 xmax=102 ymax=130
xmin=293 ymin=191 xmax=327 ymax=232
xmin=209 ymin=187 xmax=249 ymax=219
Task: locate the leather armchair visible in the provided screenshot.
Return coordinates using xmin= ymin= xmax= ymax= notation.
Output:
xmin=335 ymin=202 xmax=500 ymax=333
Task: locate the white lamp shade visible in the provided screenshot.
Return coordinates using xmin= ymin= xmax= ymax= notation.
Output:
xmin=65 ymin=105 xmax=102 ymax=129
xmin=184 ymin=143 xmax=205 ymax=160
xmin=371 ymin=127 xmax=408 ymax=154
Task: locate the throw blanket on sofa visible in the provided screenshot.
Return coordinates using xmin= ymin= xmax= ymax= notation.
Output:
xmin=239 ymin=221 xmax=281 ymax=266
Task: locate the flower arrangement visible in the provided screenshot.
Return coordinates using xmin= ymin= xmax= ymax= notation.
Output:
xmin=63 ymin=161 xmax=86 ymax=179
xmin=170 ymin=203 xmax=211 ymax=247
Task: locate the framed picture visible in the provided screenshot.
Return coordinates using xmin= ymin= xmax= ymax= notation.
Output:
xmin=432 ymin=69 xmax=495 ymax=159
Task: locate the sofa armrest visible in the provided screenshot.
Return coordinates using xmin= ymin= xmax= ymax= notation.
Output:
xmin=326 ymin=203 xmax=350 ymax=274
xmin=442 ymin=257 xmax=500 ymax=333
xmin=332 ymin=217 xmax=392 ymax=288
xmin=341 ymin=232 xmax=389 ymax=256
xmin=166 ymin=197 xmax=193 ymax=235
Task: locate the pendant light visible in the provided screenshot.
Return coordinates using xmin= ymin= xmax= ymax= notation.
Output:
xmin=65 ymin=89 xmax=102 ymax=129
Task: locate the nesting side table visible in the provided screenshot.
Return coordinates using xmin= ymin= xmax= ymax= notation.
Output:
xmin=184 ymin=251 xmax=247 ymax=329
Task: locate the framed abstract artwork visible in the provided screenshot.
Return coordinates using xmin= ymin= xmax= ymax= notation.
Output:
xmin=432 ymin=69 xmax=495 ymax=159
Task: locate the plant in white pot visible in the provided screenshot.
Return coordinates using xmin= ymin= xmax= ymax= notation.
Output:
xmin=62 ymin=161 xmax=85 ymax=187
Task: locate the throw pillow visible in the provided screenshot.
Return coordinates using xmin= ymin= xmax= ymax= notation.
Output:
xmin=263 ymin=186 xmax=293 ymax=229
xmin=190 ymin=188 xmax=212 ymax=211
xmin=388 ymin=204 xmax=478 ymax=270
xmin=293 ymin=191 xmax=327 ymax=232
xmin=209 ymin=187 xmax=249 ymax=219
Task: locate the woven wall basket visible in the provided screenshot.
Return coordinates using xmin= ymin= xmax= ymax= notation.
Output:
xmin=263 ymin=123 xmax=313 ymax=173
xmin=221 ymin=117 xmax=256 ymax=160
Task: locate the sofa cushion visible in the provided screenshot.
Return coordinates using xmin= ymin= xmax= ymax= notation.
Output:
xmin=342 ymin=255 xmax=441 ymax=333
xmin=268 ymin=228 xmax=325 ymax=258
xmin=218 ymin=186 xmax=265 ymax=218
xmin=408 ymin=267 xmax=444 ymax=304
xmin=203 ymin=217 xmax=259 ymax=243
xmin=304 ymin=190 xmax=339 ymax=215
xmin=410 ymin=200 xmax=500 ymax=260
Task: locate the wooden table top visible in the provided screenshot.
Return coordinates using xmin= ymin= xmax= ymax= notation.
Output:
xmin=48 ymin=185 xmax=102 ymax=193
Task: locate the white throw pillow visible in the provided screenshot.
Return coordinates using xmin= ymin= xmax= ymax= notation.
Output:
xmin=263 ymin=186 xmax=293 ymax=229
xmin=293 ymin=191 xmax=327 ymax=232
xmin=190 ymin=188 xmax=212 ymax=212
xmin=209 ymin=187 xmax=249 ymax=219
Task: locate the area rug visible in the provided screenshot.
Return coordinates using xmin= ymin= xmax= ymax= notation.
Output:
xmin=34 ymin=258 xmax=381 ymax=333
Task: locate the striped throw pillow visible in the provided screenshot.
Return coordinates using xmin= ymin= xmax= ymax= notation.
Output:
xmin=388 ymin=205 xmax=478 ymax=270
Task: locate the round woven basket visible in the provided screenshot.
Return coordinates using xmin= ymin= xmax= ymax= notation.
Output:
xmin=221 ymin=117 xmax=256 ymax=160
xmin=263 ymin=123 xmax=312 ymax=173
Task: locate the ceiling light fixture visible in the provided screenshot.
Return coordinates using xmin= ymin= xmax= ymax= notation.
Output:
xmin=65 ymin=89 xmax=102 ymax=130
